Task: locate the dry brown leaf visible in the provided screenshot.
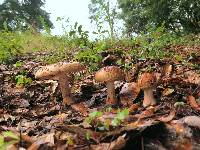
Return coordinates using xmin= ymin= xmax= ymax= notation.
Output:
xmin=168 ymin=123 xmax=187 ymax=135
xmin=50 ymin=113 xmax=69 ymax=124
xmin=183 ymin=71 xmax=200 ymax=84
xmin=128 ymin=103 xmax=140 ymax=113
xmin=157 ymin=110 xmax=175 ymax=122
xmin=120 ymin=82 xmax=140 ymax=99
xmin=183 ymin=116 xmax=200 ymax=128
xmin=57 ymin=125 xmax=102 ymax=143
xmin=135 ymin=106 xmax=156 ymax=119
xmin=90 ymin=134 xmax=127 ymax=150
xmin=26 ymin=130 xmax=55 ymax=149
xmin=39 ymin=133 xmax=55 ymax=145
xmin=27 ymin=141 xmax=45 ymax=150
xmin=162 ymin=88 xmax=174 ymax=96
xmin=186 ymin=95 xmax=200 ymax=110
xmin=71 ymin=102 xmax=89 ymax=116
xmin=6 ymin=145 xmax=18 ymax=150
xmin=173 ymin=139 xmax=193 ymax=150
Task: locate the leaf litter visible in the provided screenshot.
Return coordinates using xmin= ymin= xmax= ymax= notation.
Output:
xmin=0 ymin=50 xmax=200 ymax=150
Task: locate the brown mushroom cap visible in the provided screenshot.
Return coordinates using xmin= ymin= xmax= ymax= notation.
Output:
xmin=95 ymin=66 xmax=124 ymax=82
xmin=35 ymin=62 xmax=84 ymax=80
xmin=138 ymin=73 xmax=156 ymax=89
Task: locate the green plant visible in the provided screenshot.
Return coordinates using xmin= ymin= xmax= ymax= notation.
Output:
xmin=89 ymin=0 xmax=118 ymax=40
xmin=128 ymin=25 xmax=178 ymax=59
xmin=0 ymin=131 xmax=19 ymax=150
xmin=85 ymin=108 xmax=129 ymax=131
xmin=15 ymin=70 xmax=32 ymax=87
xmin=66 ymin=137 xmax=74 ymax=146
xmin=14 ymin=61 xmax=23 ymax=67
xmin=85 ymin=132 xmax=91 ymax=141
xmin=15 ymin=75 xmax=32 ymax=87
xmin=174 ymin=102 xmax=185 ymax=108
xmin=86 ymin=111 xmax=103 ymax=124
xmin=74 ymin=49 xmax=102 ymax=72
xmin=111 ymin=108 xmax=129 ymax=126
xmin=0 ymin=31 xmax=23 ymax=63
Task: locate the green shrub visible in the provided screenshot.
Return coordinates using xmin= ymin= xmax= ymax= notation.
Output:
xmin=0 ymin=31 xmax=23 ymax=63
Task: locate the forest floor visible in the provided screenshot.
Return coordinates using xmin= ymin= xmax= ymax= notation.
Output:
xmin=0 ymin=44 xmax=200 ymax=150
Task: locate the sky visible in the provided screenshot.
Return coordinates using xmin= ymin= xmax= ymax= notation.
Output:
xmin=0 ymin=0 xmax=119 ymax=36
xmin=44 ymin=0 xmax=92 ymax=35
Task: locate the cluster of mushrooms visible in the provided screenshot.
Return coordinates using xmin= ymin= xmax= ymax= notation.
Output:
xmin=35 ymin=61 xmax=157 ymax=108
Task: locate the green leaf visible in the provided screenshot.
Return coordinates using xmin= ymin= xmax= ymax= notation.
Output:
xmin=14 ymin=61 xmax=23 ymax=67
xmin=85 ymin=132 xmax=91 ymax=140
xmin=89 ymin=111 xmax=103 ymax=118
xmin=0 ymin=136 xmax=4 ymax=146
xmin=116 ymin=108 xmax=129 ymax=120
xmin=111 ymin=118 xmax=120 ymax=126
xmin=3 ymin=131 xmax=19 ymax=141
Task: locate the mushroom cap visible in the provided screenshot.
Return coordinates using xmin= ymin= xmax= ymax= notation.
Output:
xmin=138 ymin=72 xmax=156 ymax=89
xmin=95 ymin=66 xmax=124 ymax=82
xmin=35 ymin=62 xmax=84 ymax=80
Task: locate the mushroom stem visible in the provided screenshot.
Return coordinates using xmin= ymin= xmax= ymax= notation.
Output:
xmin=106 ymin=82 xmax=117 ymax=105
xmin=58 ymin=75 xmax=73 ymax=105
xmin=143 ymin=88 xmax=156 ymax=107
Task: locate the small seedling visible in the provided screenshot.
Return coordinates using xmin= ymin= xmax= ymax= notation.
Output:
xmin=15 ymin=74 xmax=32 ymax=87
xmin=67 ymin=137 xmax=74 ymax=146
xmin=14 ymin=61 xmax=23 ymax=67
xmin=86 ymin=111 xmax=103 ymax=124
xmin=0 ymin=131 xmax=19 ymax=150
xmin=85 ymin=132 xmax=91 ymax=141
xmin=111 ymin=108 xmax=129 ymax=126
xmin=174 ymin=101 xmax=185 ymax=108
xmin=85 ymin=108 xmax=129 ymax=131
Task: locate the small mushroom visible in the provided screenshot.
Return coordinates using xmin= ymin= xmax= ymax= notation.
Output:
xmin=35 ymin=62 xmax=84 ymax=105
xmin=95 ymin=66 xmax=124 ymax=105
xmin=162 ymin=64 xmax=173 ymax=77
xmin=138 ymin=72 xmax=157 ymax=107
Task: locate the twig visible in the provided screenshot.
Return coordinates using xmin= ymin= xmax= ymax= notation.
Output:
xmin=141 ymin=137 xmax=144 ymax=150
xmin=107 ymin=135 xmax=115 ymax=150
xmin=192 ymin=84 xmax=200 ymax=95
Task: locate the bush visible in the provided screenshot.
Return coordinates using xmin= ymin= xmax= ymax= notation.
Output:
xmin=0 ymin=31 xmax=23 ymax=63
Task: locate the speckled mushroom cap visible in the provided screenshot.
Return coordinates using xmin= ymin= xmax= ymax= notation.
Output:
xmin=35 ymin=62 xmax=84 ymax=80
xmin=138 ymin=73 xmax=156 ymax=89
xmin=95 ymin=66 xmax=124 ymax=82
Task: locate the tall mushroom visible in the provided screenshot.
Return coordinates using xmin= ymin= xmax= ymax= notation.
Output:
xmin=95 ymin=66 xmax=124 ymax=105
xmin=138 ymin=72 xmax=157 ymax=107
xmin=35 ymin=62 xmax=84 ymax=105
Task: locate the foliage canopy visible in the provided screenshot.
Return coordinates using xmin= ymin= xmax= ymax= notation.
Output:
xmin=118 ymin=0 xmax=200 ymax=35
xmin=0 ymin=0 xmax=53 ymax=31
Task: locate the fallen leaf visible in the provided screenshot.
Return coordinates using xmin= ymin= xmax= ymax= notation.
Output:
xmin=120 ymin=82 xmax=140 ymax=101
xmin=71 ymin=102 xmax=89 ymax=116
xmin=135 ymin=106 xmax=156 ymax=119
xmin=157 ymin=110 xmax=175 ymax=122
xmin=174 ymin=139 xmax=193 ymax=150
xmin=186 ymin=95 xmax=199 ymax=110
xmin=90 ymin=134 xmax=128 ymax=150
xmin=128 ymin=103 xmax=140 ymax=113
xmin=183 ymin=116 xmax=200 ymax=128
xmin=162 ymin=88 xmax=174 ymax=96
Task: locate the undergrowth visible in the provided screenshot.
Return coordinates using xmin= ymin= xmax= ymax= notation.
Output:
xmin=0 ymin=25 xmax=199 ymax=71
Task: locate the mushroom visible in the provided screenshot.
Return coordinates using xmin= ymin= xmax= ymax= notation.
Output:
xmin=138 ymin=72 xmax=157 ymax=107
xmin=35 ymin=62 xmax=84 ymax=105
xmin=162 ymin=64 xmax=173 ymax=77
xmin=95 ymin=66 xmax=124 ymax=105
